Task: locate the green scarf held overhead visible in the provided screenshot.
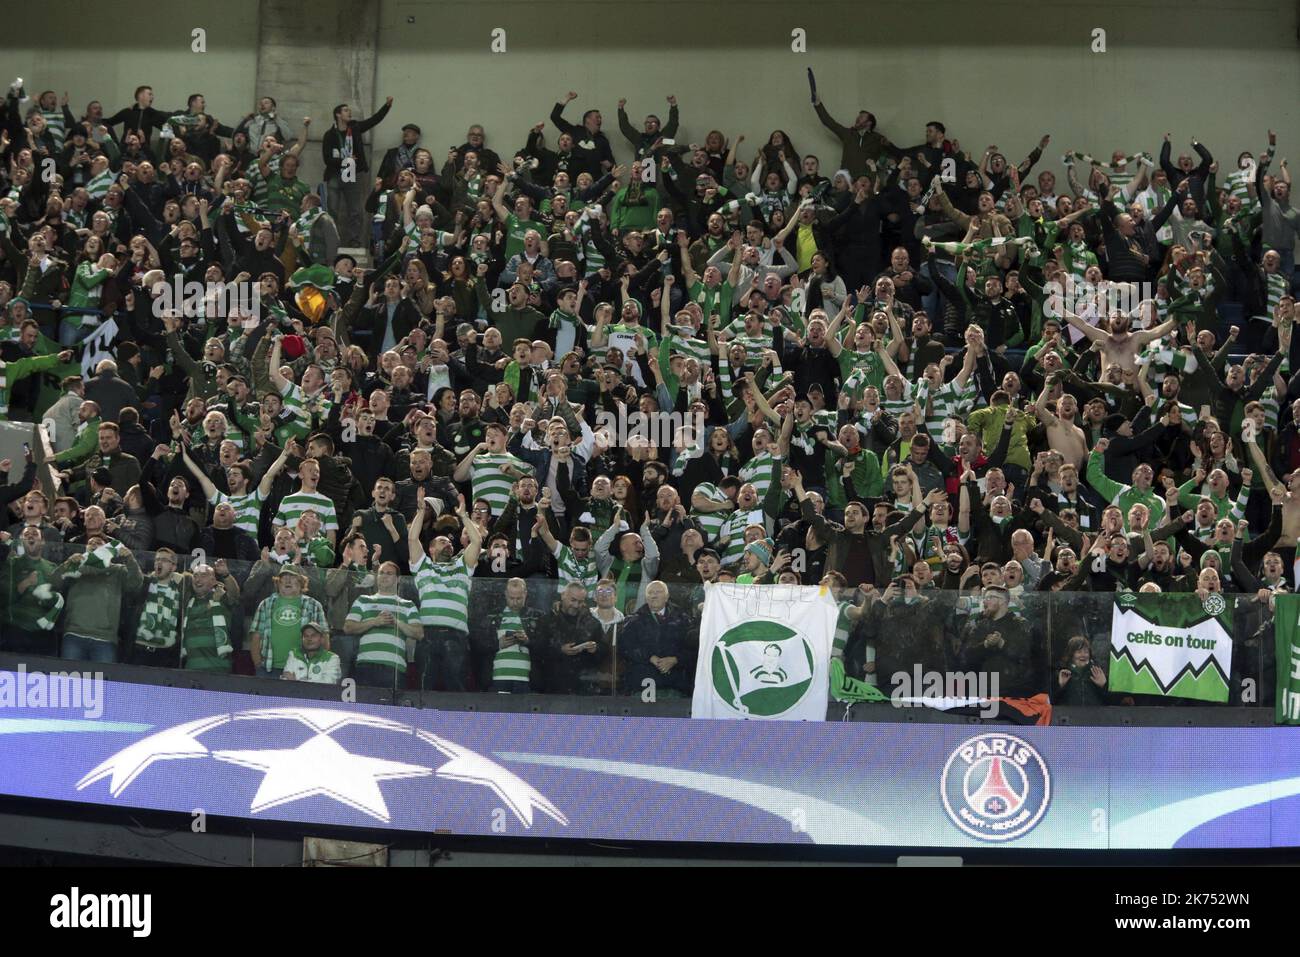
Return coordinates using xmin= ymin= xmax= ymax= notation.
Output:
xmin=136 ymin=575 xmax=183 ymax=648
xmin=1062 ymin=150 xmax=1152 ymax=169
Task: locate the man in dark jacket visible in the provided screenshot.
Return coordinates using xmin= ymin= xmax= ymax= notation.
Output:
xmin=377 ymin=123 xmax=422 ymax=188
xmin=618 ymin=580 xmax=693 ymax=697
xmin=116 ymin=408 xmax=157 ymax=467
xmin=83 ymin=360 xmax=138 ymax=423
xmin=199 ymin=502 xmax=261 ymax=563
xmin=795 ymin=477 xmax=941 ymax=587
xmin=103 ymin=85 xmax=176 ymax=142
xmin=812 ymin=94 xmax=894 ymax=178
xmin=321 ymin=96 xmax=393 ymax=246
xmin=863 ymin=577 xmax=953 ymax=688
xmin=538 ymin=581 xmax=609 ymax=694
xmin=958 ymin=585 xmax=1041 ymax=697
xmin=151 ymin=476 xmax=202 ymax=554
xmin=549 ymin=92 xmax=614 ymax=179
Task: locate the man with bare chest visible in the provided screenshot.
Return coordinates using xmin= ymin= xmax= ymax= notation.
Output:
xmin=1064 ymin=309 xmax=1178 ymax=376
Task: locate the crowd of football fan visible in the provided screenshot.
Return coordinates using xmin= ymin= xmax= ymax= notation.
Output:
xmin=0 ymin=77 xmax=1296 ymax=704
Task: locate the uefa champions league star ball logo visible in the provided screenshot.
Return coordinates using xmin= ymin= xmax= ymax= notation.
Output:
xmin=940 ymin=733 xmax=1050 ymax=842
xmin=75 ymin=707 xmax=568 ymax=828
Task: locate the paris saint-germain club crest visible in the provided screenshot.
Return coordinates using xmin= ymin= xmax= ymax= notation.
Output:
xmin=940 ymin=732 xmax=1050 ymax=842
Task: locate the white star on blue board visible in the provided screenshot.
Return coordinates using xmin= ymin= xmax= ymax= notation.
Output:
xmin=213 ymin=733 xmax=432 ymax=823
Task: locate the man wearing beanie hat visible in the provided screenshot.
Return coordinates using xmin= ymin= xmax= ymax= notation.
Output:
xmin=736 ymin=538 xmax=773 ymax=584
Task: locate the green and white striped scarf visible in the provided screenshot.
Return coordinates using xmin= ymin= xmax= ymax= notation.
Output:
xmin=1256 ymin=271 xmax=1289 ymax=323
xmin=1223 ymin=168 xmax=1258 ymax=210
xmin=40 ymin=109 xmax=68 ymax=149
xmin=136 ymin=574 xmax=183 ymax=648
xmin=180 ymin=596 xmax=231 ymax=662
xmin=62 ymin=543 xmax=117 ymax=579
xmin=926 ymin=235 xmax=1039 ymax=260
xmin=575 ymin=210 xmax=606 ymax=276
xmin=1261 ymin=355 xmax=1291 ymax=431
xmin=32 ymin=582 xmax=65 ymax=631
xmin=294 ymin=205 xmax=323 ymax=243
xmin=15 ymin=534 xmax=66 ymax=629
xmin=1063 ymin=150 xmax=1152 ymax=170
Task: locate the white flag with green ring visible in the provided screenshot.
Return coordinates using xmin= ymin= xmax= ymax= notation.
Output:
xmin=692 ymin=584 xmax=836 ymax=721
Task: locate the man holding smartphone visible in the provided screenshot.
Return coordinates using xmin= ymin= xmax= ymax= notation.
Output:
xmin=539 ymin=581 xmax=607 ymax=694
xmin=484 ymin=577 xmax=543 ymax=693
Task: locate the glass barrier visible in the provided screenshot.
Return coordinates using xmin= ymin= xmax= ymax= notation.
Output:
xmin=0 ymin=540 xmax=1271 ymax=713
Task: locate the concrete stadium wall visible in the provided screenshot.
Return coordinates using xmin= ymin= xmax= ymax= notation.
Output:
xmin=374 ymin=0 xmax=1300 ymax=192
xmin=1 ymin=3 xmax=260 ymax=127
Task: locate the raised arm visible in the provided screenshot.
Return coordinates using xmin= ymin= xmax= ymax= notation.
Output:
xmin=266 ymin=334 xmax=289 ymax=392
xmin=407 ymin=497 xmax=428 ymax=568
xmin=1062 ymin=309 xmax=1107 ymax=344
xmin=257 ymin=441 xmax=294 ymax=497
xmin=180 ymin=444 xmax=218 ymax=501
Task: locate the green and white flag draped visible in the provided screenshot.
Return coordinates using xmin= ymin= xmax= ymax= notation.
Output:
xmin=692 ymin=583 xmax=836 ymax=721
xmin=1273 ymin=594 xmax=1300 ymax=724
xmin=1109 ymin=592 xmax=1234 ymax=703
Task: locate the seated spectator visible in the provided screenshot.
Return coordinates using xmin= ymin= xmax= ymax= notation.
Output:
xmin=282 ymin=621 xmax=342 ymax=684
xmin=539 ymin=581 xmax=608 ymax=694
xmin=618 ymin=580 xmax=693 ymax=697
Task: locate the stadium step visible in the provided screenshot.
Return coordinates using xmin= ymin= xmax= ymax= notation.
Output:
xmin=337 ymin=246 xmax=372 ymax=269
